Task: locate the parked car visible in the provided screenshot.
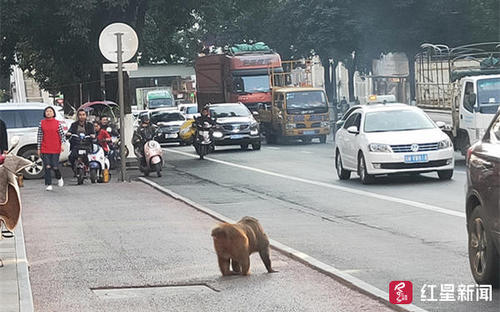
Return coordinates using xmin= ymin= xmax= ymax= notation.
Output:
xmin=150 ymin=110 xmax=186 ymax=145
xmin=466 ymin=109 xmax=500 ymax=287
xmin=0 ymin=102 xmax=70 ymax=179
xmin=209 ymin=103 xmax=261 ymax=150
xmin=334 ymin=103 xmax=454 ymax=184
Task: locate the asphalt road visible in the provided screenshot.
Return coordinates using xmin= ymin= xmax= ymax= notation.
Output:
xmin=144 ymin=140 xmax=499 ymax=312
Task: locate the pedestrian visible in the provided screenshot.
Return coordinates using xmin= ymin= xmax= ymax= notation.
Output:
xmin=37 ymin=106 xmax=65 ymax=191
xmin=0 ymin=118 xmax=7 ymax=154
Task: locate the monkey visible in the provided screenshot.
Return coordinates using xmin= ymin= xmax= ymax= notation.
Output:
xmin=211 ymin=216 xmax=278 ymax=276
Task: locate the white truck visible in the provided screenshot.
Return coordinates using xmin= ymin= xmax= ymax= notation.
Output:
xmin=415 ymin=42 xmax=500 ymax=154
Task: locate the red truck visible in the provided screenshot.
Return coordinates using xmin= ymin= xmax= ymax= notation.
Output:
xmin=195 ymin=48 xmax=282 ymax=111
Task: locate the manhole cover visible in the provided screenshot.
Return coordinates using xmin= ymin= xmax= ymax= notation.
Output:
xmin=91 ymin=283 xmax=217 ymax=299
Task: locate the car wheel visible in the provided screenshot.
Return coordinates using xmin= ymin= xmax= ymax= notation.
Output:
xmin=438 ymin=169 xmax=453 ymax=180
xmin=252 ymin=142 xmax=261 ymax=150
xmin=336 ymin=152 xmax=351 ymax=180
xmin=319 ymin=135 xmax=327 ymax=144
xmin=358 ymin=153 xmax=375 ymax=184
xmin=21 ymin=149 xmax=44 ymax=179
xmin=240 ymin=144 xmax=249 ymax=150
xmin=468 ymin=206 xmax=500 ymax=287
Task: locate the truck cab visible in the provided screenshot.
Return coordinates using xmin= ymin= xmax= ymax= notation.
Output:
xmin=259 ymin=87 xmax=330 ymax=144
xmin=455 ymin=75 xmax=500 ymax=148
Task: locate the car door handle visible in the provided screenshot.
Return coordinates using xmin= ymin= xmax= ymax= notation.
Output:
xmin=460 ymin=114 xmax=463 ymax=119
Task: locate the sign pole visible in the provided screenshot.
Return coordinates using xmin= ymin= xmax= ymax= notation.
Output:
xmin=116 ymin=32 xmax=127 ymax=182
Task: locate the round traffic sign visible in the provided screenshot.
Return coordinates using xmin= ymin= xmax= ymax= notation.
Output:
xmin=99 ymin=23 xmax=139 ymax=63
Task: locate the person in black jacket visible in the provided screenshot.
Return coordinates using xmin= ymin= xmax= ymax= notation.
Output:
xmin=0 ymin=118 xmax=7 ymax=154
xmin=65 ymin=109 xmax=95 ymax=171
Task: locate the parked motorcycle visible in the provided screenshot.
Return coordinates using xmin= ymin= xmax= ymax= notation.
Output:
xmin=138 ymin=139 xmax=163 ymax=177
xmin=88 ymin=141 xmax=110 ymax=183
xmin=194 ymin=121 xmax=213 ymax=160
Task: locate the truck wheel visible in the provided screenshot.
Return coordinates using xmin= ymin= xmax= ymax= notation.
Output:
xmin=319 ymin=135 xmax=327 ymax=144
xmin=240 ymin=144 xmax=249 ymax=150
xmin=21 ymin=149 xmax=44 ymax=179
xmin=252 ymin=142 xmax=261 ymax=150
xmin=438 ymin=169 xmax=453 ymax=180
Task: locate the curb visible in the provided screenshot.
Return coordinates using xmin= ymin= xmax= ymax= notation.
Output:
xmin=14 ymin=217 xmax=34 ymax=312
xmin=139 ymin=177 xmax=428 ymax=312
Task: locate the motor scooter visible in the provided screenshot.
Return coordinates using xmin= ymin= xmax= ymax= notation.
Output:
xmin=194 ymin=121 xmax=213 ymax=160
xmin=88 ymin=142 xmax=110 ymax=183
xmin=139 ymin=139 xmax=163 ymax=177
xmin=71 ymin=134 xmax=92 ymax=185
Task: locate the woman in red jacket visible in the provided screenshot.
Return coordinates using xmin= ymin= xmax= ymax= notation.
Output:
xmin=37 ymin=106 xmax=65 ymax=191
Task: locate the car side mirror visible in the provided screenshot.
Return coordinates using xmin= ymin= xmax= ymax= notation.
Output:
xmin=435 ymin=121 xmax=446 ymax=129
xmin=347 ymin=126 xmax=359 ymax=134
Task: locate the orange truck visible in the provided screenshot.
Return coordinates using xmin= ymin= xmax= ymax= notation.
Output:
xmin=195 ymin=44 xmax=282 ymax=112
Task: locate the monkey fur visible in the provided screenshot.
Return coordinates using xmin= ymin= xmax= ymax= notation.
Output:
xmin=211 ymin=216 xmax=277 ymax=276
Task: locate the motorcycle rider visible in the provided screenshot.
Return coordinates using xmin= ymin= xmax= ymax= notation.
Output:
xmin=195 ymin=105 xmax=216 ymax=127
xmin=132 ymin=114 xmax=157 ymax=167
xmin=66 ymin=109 xmax=95 ymax=172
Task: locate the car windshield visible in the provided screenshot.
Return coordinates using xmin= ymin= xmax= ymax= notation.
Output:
xmin=233 ymin=75 xmax=270 ymax=93
xmin=477 ymin=78 xmax=500 ymax=113
xmin=364 ymin=109 xmax=436 ymax=132
xmin=286 ymin=91 xmax=328 ymax=114
xmin=151 ymin=112 xmax=185 ymax=123
xmin=186 ymin=106 xmax=198 ymax=114
xmin=210 ymin=105 xmax=250 ymax=118
xmin=149 ymin=98 xmax=174 ymax=108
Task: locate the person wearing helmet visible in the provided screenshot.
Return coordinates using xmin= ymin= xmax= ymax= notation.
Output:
xmin=132 ymin=113 xmax=157 ymax=166
xmin=195 ymin=105 xmax=216 ymax=127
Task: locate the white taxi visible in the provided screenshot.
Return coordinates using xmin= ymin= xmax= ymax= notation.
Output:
xmin=334 ymin=103 xmax=454 ymax=184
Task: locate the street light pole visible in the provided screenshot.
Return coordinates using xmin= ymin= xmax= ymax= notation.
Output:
xmin=115 ymin=32 xmax=127 ymax=182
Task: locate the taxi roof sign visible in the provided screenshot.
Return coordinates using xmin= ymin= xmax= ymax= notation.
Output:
xmin=367 ymin=94 xmax=397 ymax=104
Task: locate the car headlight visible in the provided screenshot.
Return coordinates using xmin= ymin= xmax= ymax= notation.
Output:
xmin=286 ymin=123 xmax=296 ymax=129
xmin=438 ymin=139 xmax=452 ymax=149
xmin=148 ymin=140 xmax=160 ymax=148
xmin=368 ymin=143 xmax=392 ymax=153
xmin=320 ymin=121 xmax=330 ymax=128
xmin=213 ymin=131 xmax=223 ymax=139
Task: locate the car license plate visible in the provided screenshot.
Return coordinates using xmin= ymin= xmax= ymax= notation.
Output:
xmin=230 ymin=134 xmax=244 ymax=139
xmin=404 ymin=154 xmax=428 ymax=163
xmin=166 ymin=133 xmax=178 ymax=138
xmin=78 ymin=150 xmax=86 ymax=155
xmin=303 ymin=130 xmax=315 ymax=135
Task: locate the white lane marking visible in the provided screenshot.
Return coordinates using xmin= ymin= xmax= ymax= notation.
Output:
xmin=300 ymin=151 xmax=313 ymax=154
xmin=266 ymin=146 xmax=280 ymax=150
xmin=167 ymin=149 xmax=466 ymax=218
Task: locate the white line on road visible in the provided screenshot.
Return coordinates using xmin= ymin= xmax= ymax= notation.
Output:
xmin=300 ymin=151 xmax=313 ymax=154
xmin=266 ymin=146 xmax=280 ymax=150
xmin=167 ymin=149 xmax=466 ymax=219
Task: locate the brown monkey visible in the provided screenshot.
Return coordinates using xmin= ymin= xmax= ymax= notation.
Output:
xmin=211 ymin=216 xmax=277 ymax=276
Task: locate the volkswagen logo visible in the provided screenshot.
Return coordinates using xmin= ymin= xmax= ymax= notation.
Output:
xmin=410 ymin=144 xmax=419 ymax=152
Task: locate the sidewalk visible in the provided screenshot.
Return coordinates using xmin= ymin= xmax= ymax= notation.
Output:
xmin=3 ymin=177 xmax=400 ymax=312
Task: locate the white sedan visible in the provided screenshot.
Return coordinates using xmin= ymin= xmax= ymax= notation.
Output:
xmin=334 ymin=104 xmax=454 ymax=184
